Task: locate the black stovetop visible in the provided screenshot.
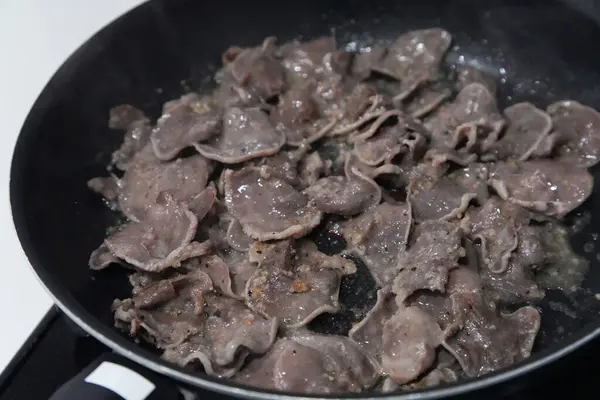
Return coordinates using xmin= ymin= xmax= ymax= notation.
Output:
xmin=0 ymin=307 xmax=596 ymax=399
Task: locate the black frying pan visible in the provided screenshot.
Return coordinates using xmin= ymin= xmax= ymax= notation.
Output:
xmin=10 ymin=0 xmax=600 ymax=398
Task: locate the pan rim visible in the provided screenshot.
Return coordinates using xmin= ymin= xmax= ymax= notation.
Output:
xmin=9 ymin=0 xmax=600 ymax=398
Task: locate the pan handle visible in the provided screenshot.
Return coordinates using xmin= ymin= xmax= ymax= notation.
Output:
xmin=49 ymin=352 xmax=182 ymax=400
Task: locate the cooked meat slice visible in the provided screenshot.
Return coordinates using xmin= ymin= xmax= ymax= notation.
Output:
xmin=226 ymin=219 xmax=252 ymax=252
xmin=236 ymin=333 xmax=379 ymax=394
xmin=304 ymin=159 xmax=381 ymax=216
xmin=87 ymin=175 xmax=121 ymax=210
xmin=341 ymin=202 xmax=413 ymax=286
xmin=298 ymin=151 xmax=327 ymax=188
xmin=150 ymin=100 xmax=220 ymax=160
xmin=223 ymin=167 xmax=322 ymax=241
xmin=485 ymin=103 xmax=552 ymax=161
xmin=353 ymin=125 xmax=405 ymax=166
xmin=244 ymin=240 xmax=355 ymax=328
xmin=481 ymin=259 xmax=544 ymax=304
xmin=407 ymin=164 xmax=477 ymax=221
xmin=392 ymin=220 xmax=463 ymax=303
xmin=187 ymin=185 xmax=217 ymax=221
xmin=89 ymin=243 xmax=121 ymax=270
xmin=447 ymin=163 xmax=489 ymax=205
xmin=455 ymin=64 xmax=497 ymax=94
xmin=546 ymin=100 xmax=600 ymax=167
xmin=104 ymin=193 xmax=212 ymax=272
xmin=374 ymin=28 xmax=452 ymax=97
xmin=404 ymin=366 xmax=458 ymax=390
xmin=108 ymin=104 xmax=152 ymax=170
xmin=442 ymin=295 xmax=540 ymax=377
xmin=250 ymin=146 xmax=308 ymax=186
xmin=489 ymin=159 xmax=593 ymax=218
xmin=381 ymin=306 xmax=443 ymax=384
xmin=460 ymin=197 xmax=528 ymax=273
xmin=329 ymin=84 xmax=390 ymax=137
xmin=218 ymin=247 xmax=257 ymax=298
xmin=224 ymin=37 xmax=285 ymax=100
xmin=351 ymin=45 xmax=387 ymax=80
xmin=118 ymin=154 xmax=212 ymax=221
xmin=404 ymin=84 xmax=452 ymax=118
xmin=195 ymin=107 xmax=285 ymax=163
xmin=280 ymin=36 xmax=337 ymax=84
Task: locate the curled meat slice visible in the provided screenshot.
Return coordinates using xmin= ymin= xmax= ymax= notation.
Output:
xmin=236 ymin=334 xmax=379 ymax=394
xmin=150 ymin=100 xmax=220 ymax=160
xmin=447 ymin=163 xmax=489 ymax=204
xmin=460 ymin=197 xmax=528 ymax=273
xmin=489 ymin=159 xmax=593 ymax=218
xmin=87 ymin=175 xmax=120 ymax=209
xmin=104 ymin=193 xmax=212 ymax=272
xmin=226 ymin=219 xmax=252 ymax=252
xmin=298 ymin=151 xmax=327 ymax=188
xmin=304 ymin=158 xmax=381 ymax=216
xmin=426 ymin=83 xmax=504 ymax=153
xmin=404 ymin=84 xmax=452 ymax=119
xmin=224 ymin=167 xmax=323 ymax=241
xmin=108 ymin=104 xmax=152 ymax=170
xmin=218 ymin=247 xmax=257 ymax=298
xmin=382 ymin=307 xmax=443 ymax=384
xmin=547 ymin=100 xmax=600 ymax=167
xmin=244 ymin=240 xmax=355 ymax=328
xmin=374 ymin=28 xmax=452 ymax=97
xmin=485 ymin=103 xmax=552 ymax=161
xmin=118 ymin=154 xmax=212 ymax=221
xmin=250 ymin=146 xmax=308 ymax=187
xmin=190 ymin=255 xmax=242 ymax=300
xmin=195 ymin=107 xmax=286 ymax=163
xmin=330 ymin=84 xmax=389 ymax=137
xmin=407 ymin=164 xmax=478 ymax=221
xmin=89 ymin=244 xmax=121 ymax=270
xmin=341 ymin=203 xmax=412 ymax=286
xmin=442 ymin=295 xmax=540 ymax=377
xmin=225 ymin=37 xmax=285 ymax=99
xmin=353 ymin=125 xmax=404 ymax=166
xmin=271 ymin=84 xmax=336 ymax=145
xmin=392 ymin=220 xmax=463 ymax=303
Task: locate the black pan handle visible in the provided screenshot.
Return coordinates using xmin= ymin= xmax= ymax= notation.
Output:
xmin=49 ymin=353 xmax=183 ymax=400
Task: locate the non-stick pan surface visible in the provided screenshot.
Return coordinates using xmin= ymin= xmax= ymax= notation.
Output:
xmin=10 ymin=0 xmax=600 ymax=398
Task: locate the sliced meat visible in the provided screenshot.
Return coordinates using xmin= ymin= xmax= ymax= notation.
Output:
xmin=304 ymin=160 xmax=381 ymax=216
xmin=447 ymin=163 xmax=489 ymax=204
xmin=150 ymin=100 xmax=220 ymax=160
xmin=381 ymin=306 xmax=443 ymax=384
xmin=195 ymin=107 xmax=286 ymax=163
xmin=342 ymin=202 xmax=413 ymax=286
xmin=280 ymin=36 xmax=337 ymax=84
xmin=251 ymin=146 xmax=308 ymax=187
xmin=489 ymin=159 xmax=593 ymax=218
xmin=546 ymin=100 xmax=600 ymax=168
xmin=351 ymin=45 xmax=387 ymax=80
xmin=244 ymin=240 xmax=355 ymax=328
xmin=104 ymin=193 xmax=212 ymax=272
xmin=353 ymin=125 xmax=405 ymax=166
xmin=485 ymin=103 xmax=552 ymax=161
xmin=404 ymin=84 xmax=452 ymax=119
xmin=223 ymin=167 xmax=323 ymax=241
xmin=329 ymin=84 xmax=389 ymax=137
xmin=298 ymin=151 xmax=327 ymax=188
xmin=374 ymin=28 xmax=452 ymax=97
xmin=442 ymin=295 xmax=540 ymax=377
xmin=455 ymin=64 xmax=497 ymax=94
xmin=108 ymin=104 xmax=152 ymax=170
xmin=87 ymin=175 xmax=121 ymax=209
xmin=236 ymin=334 xmax=379 ymax=394
xmin=218 ymin=247 xmax=257 ymax=298
xmin=118 ymin=154 xmax=212 ymax=221
xmin=89 ymin=243 xmax=121 ymax=270
xmin=393 ymin=220 xmax=463 ymax=303
xmin=226 ymin=219 xmax=252 ymax=252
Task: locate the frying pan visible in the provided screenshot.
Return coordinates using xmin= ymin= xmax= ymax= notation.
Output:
xmin=10 ymin=0 xmax=600 ymax=398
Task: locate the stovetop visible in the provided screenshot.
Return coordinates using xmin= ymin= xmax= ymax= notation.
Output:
xmin=0 ymin=307 xmax=596 ymax=399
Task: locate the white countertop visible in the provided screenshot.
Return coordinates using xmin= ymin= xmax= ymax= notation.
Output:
xmin=0 ymin=0 xmax=145 ymax=373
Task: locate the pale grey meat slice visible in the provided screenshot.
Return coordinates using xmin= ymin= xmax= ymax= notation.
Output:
xmin=481 ymin=260 xmax=544 ymax=304
xmin=118 ymin=154 xmax=212 ymax=221
xmin=329 ymin=84 xmax=389 ymax=137
xmin=460 ymin=197 xmax=527 ymax=273
xmin=244 ymin=240 xmax=355 ymax=328
xmin=225 ymin=37 xmax=285 ymax=99
xmin=236 ymin=334 xmax=379 ymax=394
xmin=455 ymin=64 xmax=497 ymax=94
xmin=442 ymin=295 xmax=540 ymax=377
xmin=150 ymin=101 xmax=220 ymax=160
xmin=404 ymin=84 xmax=452 ymax=119
xmin=425 ymin=83 xmax=504 ymax=153
xmin=381 ymin=306 xmax=443 ymax=384
xmin=341 ymin=202 xmax=413 ymax=286
xmin=226 ymin=219 xmax=252 ymax=252
xmin=108 ymin=104 xmax=152 ymax=171
xmin=304 ymin=161 xmax=381 ymax=216
xmin=345 ymin=152 xmax=407 ymax=181
xmin=89 ymin=243 xmax=122 ymax=270
xmin=279 ymin=36 xmax=337 ymax=84
xmin=187 ymin=185 xmax=217 ymax=221
xmin=87 ymin=175 xmax=120 ymax=202
xmin=404 ymin=367 xmax=458 ymax=390
xmin=195 ymin=107 xmax=286 ymax=163
xmin=485 ymin=102 xmax=552 ymax=161
xmin=373 ymin=28 xmax=452 ymax=97
xmin=353 ymin=125 xmax=405 ymax=166
xmin=104 ymin=193 xmax=212 ymax=272
xmin=351 ymin=44 xmax=387 ymax=80
xmin=546 ymin=100 xmax=600 ymax=167
xmin=407 ymin=164 xmax=477 ymax=221
xmin=250 ymin=146 xmax=308 ymax=186
xmin=298 ymin=151 xmax=327 ymax=189
xmin=217 ymin=247 xmax=257 ymax=298
xmin=349 ymin=288 xmax=398 ymax=360
xmin=392 ymin=220 xmax=463 ymax=304
xmin=188 ymin=255 xmax=242 ymax=300
xmin=348 ymin=109 xmax=403 ymax=143
xmin=271 ymin=84 xmax=336 ymax=145
xmin=447 ymin=163 xmax=489 ymax=204
xmin=223 ymin=167 xmax=323 ymax=241
xmin=489 ymin=159 xmax=594 ymax=218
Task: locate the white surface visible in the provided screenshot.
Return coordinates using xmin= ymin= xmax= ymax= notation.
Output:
xmin=85 ymin=361 xmax=156 ymax=400
xmin=0 ymin=0 xmax=145 ymax=372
